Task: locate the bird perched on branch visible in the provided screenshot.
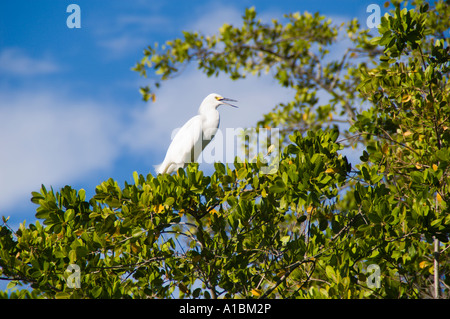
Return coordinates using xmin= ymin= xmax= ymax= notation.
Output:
xmin=155 ymin=93 xmax=238 ymax=175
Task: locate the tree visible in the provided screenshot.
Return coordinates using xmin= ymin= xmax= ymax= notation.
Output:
xmin=1 ymin=0 xmax=449 ymax=298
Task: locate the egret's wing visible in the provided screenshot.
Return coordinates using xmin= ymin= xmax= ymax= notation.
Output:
xmin=170 ymin=115 xmax=203 ymax=161
xmin=157 ymin=115 xmax=203 ymax=174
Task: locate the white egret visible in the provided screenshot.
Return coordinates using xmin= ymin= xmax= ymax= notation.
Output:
xmin=155 ymin=93 xmax=238 ymax=175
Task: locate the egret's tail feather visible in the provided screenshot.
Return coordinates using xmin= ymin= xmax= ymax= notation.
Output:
xmin=154 ymin=160 xmax=175 ymax=175
xmin=155 ymin=160 xmax=184 ymax=175
xmin=154 ymin=162 xmax=167 ymax=175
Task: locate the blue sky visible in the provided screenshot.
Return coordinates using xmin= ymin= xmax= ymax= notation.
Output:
xmin=0 ymin=1 xmax=379 ymax=228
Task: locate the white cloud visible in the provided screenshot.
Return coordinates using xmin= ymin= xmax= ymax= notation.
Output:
xmin=0 ymin=89 xmax=121 ymax=211
xmin=0 ymin=47 xmax=60 ymax=76
xmin=186 ymin=2 xmax=288 ymax=35
xmin=116 ymin=14 xmax=170 ymax=32
xmin=97 ymin=35 xmax=149 ymax=58
xmin=187 ymin=3 xmax=243 ymax=33
xmin=92 ymin=7 xmax=174 ymax=59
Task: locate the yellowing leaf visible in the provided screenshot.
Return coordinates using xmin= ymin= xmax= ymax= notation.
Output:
xmin=154 ymin=204 xmax=164 ymax=214
xmin=74 ymin=229 xmax=84 ymax=236
xmin=210 ymin=209 xmax=218 ymax=215
xmin=261 ymin=188 xmax=267 ymax=198
xmin=382 ymin=143 xmax=389 ymax=155
xmin=419 ymin=261 xmax=427 ymax=269
xmin=131 ymin=243 xmax=140 ymax=254
xmin=436 ymin=193 xmax=443 ymax=203
xmin=401 ymin=94 xmax=411 ymax=103
xmin=403 ymin=130 xmax=413 ymax=137
xmin=432 ymin=164 xmax=438 ymax=171
xmin=302 ymin=112 xmax=308 ymax=121
xmin=251 ymin=289 xmax=262 ymax=297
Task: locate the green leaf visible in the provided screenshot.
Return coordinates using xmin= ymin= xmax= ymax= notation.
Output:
xmin=214 ymin=162 xmax=226 ymax=175
xmin=269 ymin=179 xmax=286 ymax=193
xmin=78 ymin=189 xmax=86 ymax=201
xmin=133 ymin=171 xmax=139 ymax=185
xmin=64 ymin=209 xmax=75 ymax=222
xmin=91 ymin=286 xmax=103 ymax=298
xmin=237 ymin=167 xmax=248 ymax=180
xmin=298 ymin=215 xmax=307 ymax=223
xmin=410 ymin=171 xmax=422 ymax=184
xmin=164 ymin=197 xmax=175 ymax=206
xmin=132 ymin=229 xmax=146 ymax=238
xmin=69 ymin=250 xmax=77 ymax=263
xmin=55 ymin=292 xmax=71 ymax=299
xmin=420 ymin=3 xmax=429 ymax=13
xmin=361 ymin=166 xmax=371 ymax=182
xmin=6 ymin=281 xmax=17 ymax=290
xmin=370 ymin=36 xmax=381 ymax=45
xmin=281 ymin=235 xmax=290 ymax=245
xmin=325 ymin=266 xmax=337 ymax=282
xmin=75 ymin=246 xmax=88 ymax=258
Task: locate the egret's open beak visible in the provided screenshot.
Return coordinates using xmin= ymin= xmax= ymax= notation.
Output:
xmin=220 ymin=97 xmax=238 ymax=108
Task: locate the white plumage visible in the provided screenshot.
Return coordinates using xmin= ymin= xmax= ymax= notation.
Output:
xmin=155 ymin=93 xmax=237 ymax=175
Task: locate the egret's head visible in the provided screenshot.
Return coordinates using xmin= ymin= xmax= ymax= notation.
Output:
xmin=204 ymin=93 xmax=238 ymax=109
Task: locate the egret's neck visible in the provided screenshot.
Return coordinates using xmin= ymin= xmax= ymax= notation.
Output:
xmin=198 ymin=102 xmax=219 ymax=118
xmin=198 ymin=106 xmax=220 ymax=139
xmin=199 ymin=100 xmax=214 ymax=114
